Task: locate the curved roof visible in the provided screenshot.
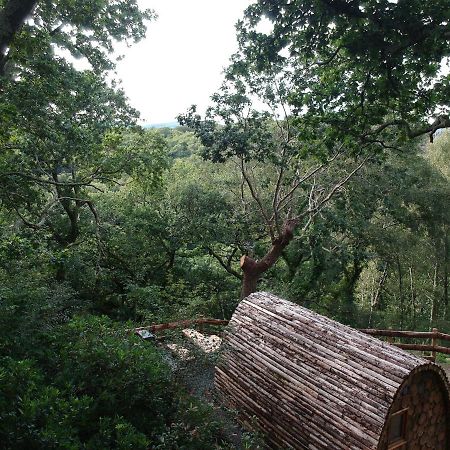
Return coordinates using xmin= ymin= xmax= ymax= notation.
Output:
xmin=215 ymin=292 xmax=449 ymax=449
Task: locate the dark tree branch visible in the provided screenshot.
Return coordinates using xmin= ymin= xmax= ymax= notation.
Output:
xmin=315 ymin=45 xmax=342 ymax=66
xmin=240 ymin=157 xmax=275 ymax=240
xmin=49 ymin=24 xmax=63 ymax=36
xmin=11 ymin=203 xmax=42 ymax=230
xmin=363 ymin=115 xmax=450 ymax=143
xmin=0 ymin=171 xmax=105 ymax=189
xmin=207 ymin=246 xmax=243 ymax=280
xmin=0 ymin=0 xmax=38 ymax=75
xmin=320 ymin=0 xmax=366 ymax=19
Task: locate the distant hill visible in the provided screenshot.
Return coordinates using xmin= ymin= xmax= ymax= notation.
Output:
xmin=143 ymin=121 xmax=179 ymax=129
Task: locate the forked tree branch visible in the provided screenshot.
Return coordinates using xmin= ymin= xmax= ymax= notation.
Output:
xmin=363 ymin=115 xmax=450 ymax=143
xmin=240 ymin=157 xmax=275 ymax=240
xmin=207 ymin=246 xmax=243 ymax=280
xmin=297 ymin=154 xmax=370 ymax=231
xmin=276 ymin=144 xmax=344 ymax=211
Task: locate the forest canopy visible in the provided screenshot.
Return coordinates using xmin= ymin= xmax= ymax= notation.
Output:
xmin=179 ymin=0 xmax=450 ymax=299
xmin=0 ymin=0 xmax=449 ymax=448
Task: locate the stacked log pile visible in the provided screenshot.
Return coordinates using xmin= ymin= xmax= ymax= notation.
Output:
xmin=378 ymin=368 xmax=448 ymax=449
xmin=215 ymin=292 xmax=450 ymax=449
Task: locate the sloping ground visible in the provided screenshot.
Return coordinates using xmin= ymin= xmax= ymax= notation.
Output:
xmin=160 ymin=329 xmax=248 ymax=448
xmin=157 ymin=328 xmax=222 ymax=396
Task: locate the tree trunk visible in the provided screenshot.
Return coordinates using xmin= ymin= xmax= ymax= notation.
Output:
xmin=429 ymin=262 xmax=438 ymax=329
xmin=397 ymin=257 xmax=404 ymax=329
xmin=239 ymin=220 xmax=297 ymax=299
xmin=0 ymin=0 xmax=38 ymax=75
xmin=52 ymin=171 xmax=80 ymax=245
xmin=368 ymin=263 xmax=388 ymax=327
xmin=344 ymin=256 xmax=363 ymax=299
xmin=339 ymin=256 xmax=363 ymax=324
xmin=240 ymin=262 xmax=260 ymax=299
xmin=444 ymin=227 xmax=449 ymax=320
xmin=409 ymin=266 xmax=416 ymax=328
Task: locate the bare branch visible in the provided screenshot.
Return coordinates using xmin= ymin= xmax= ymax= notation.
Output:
xmin=240 ymin=157 xmax=275 ymax=240
xmin=272 ymin=164 xmax=285 ymax=234
xmin=299 ymin=155 xmax=370 ymax=229
xmin=276 ymin=145 xmax=344 ymax=211
xmin=207 ymin=246 xmax=243 ymax=280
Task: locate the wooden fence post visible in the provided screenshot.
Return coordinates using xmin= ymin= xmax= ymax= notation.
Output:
xmin=198 ymin=315 xmax=204 ymax=334
xmin=432 ymin=328 xmax=438 ymax=362
xmin=387 ymin=327 xmax=394 ymax=344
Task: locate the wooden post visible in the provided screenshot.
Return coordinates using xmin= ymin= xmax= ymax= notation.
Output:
xmin=387 ymin=327 xmax=394 ymax=344
xmin=431 ymin=328 xmax=438 ymax=362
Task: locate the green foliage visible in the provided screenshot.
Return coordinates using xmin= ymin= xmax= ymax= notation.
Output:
xmin=178 ymin=0 xmax=450 ymax=319
xmin=0 ymin=315 xmax=171 ymax=448
xmin=0 ymin=314 xmax=233 ymax=449
xmin=166 ymin=129 xmax=204 ymax=159
xmin=427 ymin=130 xmax=450 ymax=180
xmin=50 ymin=316 xmax=173 ymax=434
xmin=154 ymin=396 xmax=223 ymax=450
xmin=1 ymin=1 xmax=449 ymax=447
xmin=0 ymin=357 xmax=94 ymax=449
xmin=237 ymin=0 xmax=450 ymax=146
xmin=2 ymin=0 xmax=153 ymax=78
xmin=0 ymin=0 xmax=157 ymax=251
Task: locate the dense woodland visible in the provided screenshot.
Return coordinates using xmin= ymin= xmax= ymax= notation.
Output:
xmin=0 ymin=0 xmax=449 ymax=448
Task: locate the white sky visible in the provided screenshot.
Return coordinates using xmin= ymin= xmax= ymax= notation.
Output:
xmin=115 ymin=0 xmax=252 ymax=124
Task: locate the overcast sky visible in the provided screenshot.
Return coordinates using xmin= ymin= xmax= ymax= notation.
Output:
xmin=115 ymin=0 xmax=252 ymax=125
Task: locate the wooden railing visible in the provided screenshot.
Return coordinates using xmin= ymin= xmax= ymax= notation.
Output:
xmin=359 ymin=327 xmax=450 ymax=361
xmin=134 ymin=318 xmax=450 ymax=363
xmin=134 ymin=318 xmax=229 ymax=335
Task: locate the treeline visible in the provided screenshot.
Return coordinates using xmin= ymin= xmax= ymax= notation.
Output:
xmin=5 ymin=126 xmax=448 ymax=329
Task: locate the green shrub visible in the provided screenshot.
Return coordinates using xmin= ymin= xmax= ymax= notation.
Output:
xmin=0 ymin=357 xmax=93 ymax=449
xmin=85 ymin=417 xmax=149 ymax=450
xmin=0 ymin=314 xmax=237 ymax=449
xmin=155 ymin=396 xmax=224 ymax=449
xmin=50 ymin=316 xmax=175 ymax=439
xmin=0 ymin=316 xmax=176 ymax=448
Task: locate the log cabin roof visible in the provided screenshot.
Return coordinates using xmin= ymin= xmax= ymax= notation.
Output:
xmin=215 ymin=292 xmax=450 ymax=449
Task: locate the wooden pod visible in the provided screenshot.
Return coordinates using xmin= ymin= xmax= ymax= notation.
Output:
xmin=215 ymin=292 xmax=450 ymax=449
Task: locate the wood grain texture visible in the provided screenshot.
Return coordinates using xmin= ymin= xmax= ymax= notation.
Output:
xmin=215 ymin=292 xmax=450 ymax=449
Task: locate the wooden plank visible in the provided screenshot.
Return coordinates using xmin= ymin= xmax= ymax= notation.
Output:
xmin=392 ymin=343 xmax=450 ymax=355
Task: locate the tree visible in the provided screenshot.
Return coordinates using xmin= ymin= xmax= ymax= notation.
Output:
xmin=426 ymin=131 xmax=450 ymax=320
xmin=0 ymin=0 xmax=37 ymax=75
xmin=180 ymin=0 xmax=450 ymax=298
xmin=0 ymin=0 xmax=153 ymax=79
xmin=236 ymin=0 xmax=450 ymax=145
xmin=0 ymin=0 xmax=154 ymax=248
